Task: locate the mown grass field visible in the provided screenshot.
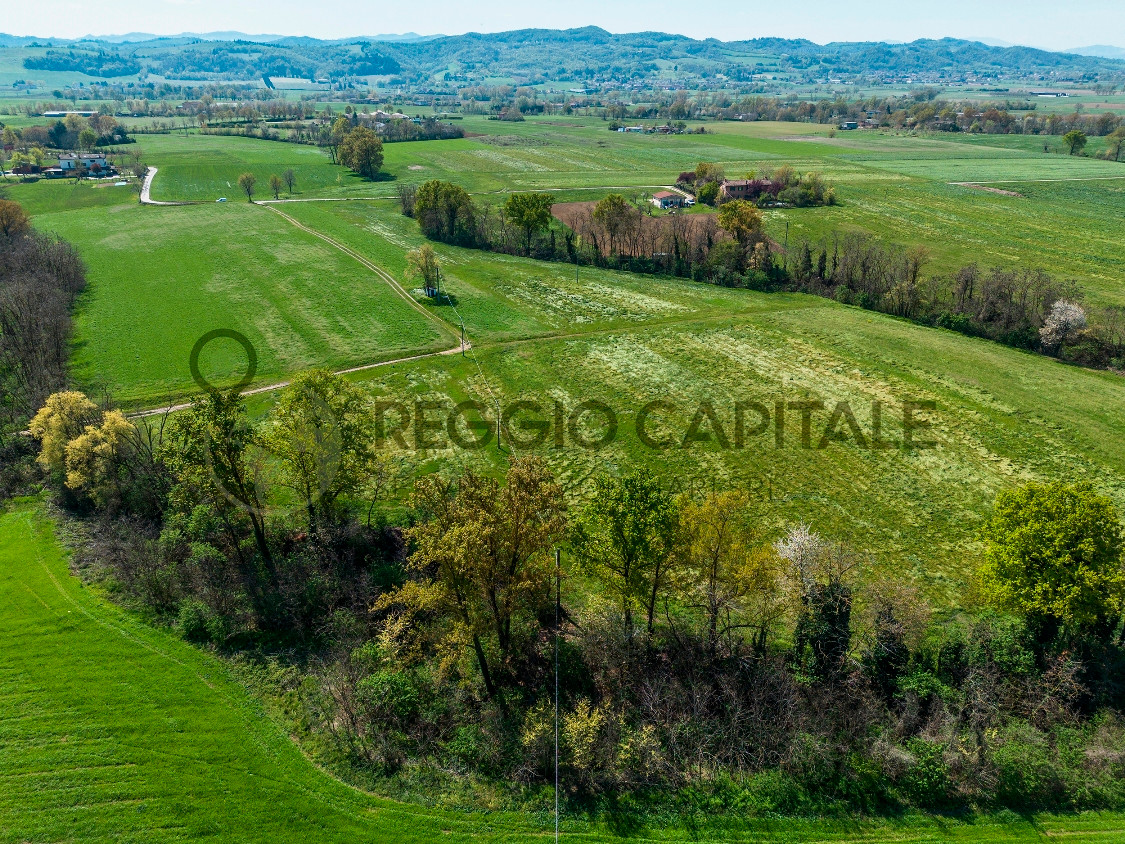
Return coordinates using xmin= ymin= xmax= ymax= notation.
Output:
xmin=11 ymin=128 xmax=1125 ymax=587
xmin=190 ymin=195 xmax=1125 ymax=601
xmin=7 ymin=88 xmax=1125 ymax=844
xmin=17 ymin=190 xmax=450 ymax=404
xmin=6 ymin=500 xmax=1125 ymax=843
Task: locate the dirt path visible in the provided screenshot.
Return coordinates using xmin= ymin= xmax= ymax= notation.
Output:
xmin=129 ymin=344 xmax=467 ymax=418
xmin=128 ymin=201 xmax=467 ymax=419
xmin=139 ymin=167 xmax=200 ymax=206
xmin=127 ymin=172 xmax=700 ymax=420
xmin=262 ymin=203 xmax=460 ymax=338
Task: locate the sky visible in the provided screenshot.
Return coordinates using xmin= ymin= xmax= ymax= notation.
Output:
xmin=6 ymin=0 xmax=1123 ymax=51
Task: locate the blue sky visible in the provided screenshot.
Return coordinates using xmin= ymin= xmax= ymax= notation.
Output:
xmin=8 ymin=0 xmax=1123 ymax=50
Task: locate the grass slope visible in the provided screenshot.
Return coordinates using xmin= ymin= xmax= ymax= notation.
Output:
xmin=0 ymin=503 xmax=545 ymax=843
xmin=3 ymin=501 xmax=1125 ymax=842
xmin=25 ymin=196 xmax=449 ymax=405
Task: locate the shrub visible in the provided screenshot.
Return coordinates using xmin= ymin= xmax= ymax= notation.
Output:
xmin=901 ymin=738 xmax=952 ymax=807
xmin=178 ymin=599 xmax=212 ymax=643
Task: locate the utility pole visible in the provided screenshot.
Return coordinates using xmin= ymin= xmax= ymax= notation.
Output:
xmin=554 ymin=547 xmax=561 ymax=844
xmin=783 ymin=220 xmax=790 ymax=271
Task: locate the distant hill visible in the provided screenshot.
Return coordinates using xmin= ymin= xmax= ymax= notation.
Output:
xmin=80 ymin=31 xmax=437 ymax=44
xmin=3 ymin=27 xmax=1122 ymax=84
xmin=85 ymin=31 xmax=289 ymax=43
xmin=1069 ymin=44 xmax=1125 ymax=60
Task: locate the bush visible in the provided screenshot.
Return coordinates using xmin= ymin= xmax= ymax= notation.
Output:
xmin=901 ymin=738 xmax=952 ymax=807
xmin=992 ymin=722 xmax=1064 ymax=807
xmin=178 ymin=599 xmax=212 ymax=643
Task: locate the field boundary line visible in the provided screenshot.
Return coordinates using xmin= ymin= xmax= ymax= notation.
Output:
xmin=127 ymin=304 xmax=819 ymax=418
xmin=129 ymin=345 xmax=466 ymax=418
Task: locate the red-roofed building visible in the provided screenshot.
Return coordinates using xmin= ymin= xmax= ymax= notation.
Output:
xmin=651 ymin=190 xmax=684 ymax=210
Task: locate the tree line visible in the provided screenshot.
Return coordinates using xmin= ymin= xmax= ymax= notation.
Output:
xmin=399 ymin=178 xmax=787 ymax=287
xmin=400 ymin=178 xmax=1120 ymax=369
xmin=0 ymin=198 xmax=87 ymax=494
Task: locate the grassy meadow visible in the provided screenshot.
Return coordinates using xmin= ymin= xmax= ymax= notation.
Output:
xmin=7 ymin=119 xmax=1125 ymax=581
xmin=120 ymin=116 xmax=1125 ymax=304
xmin=21 ymin=192 xmax=450 ymax=404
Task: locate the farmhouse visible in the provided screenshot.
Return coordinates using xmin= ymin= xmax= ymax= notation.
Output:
xmin=839 ymin=120 xmax=859 ymax=130
xmin=720 ymin=179 xmax=753 ymax=200
xmin=42 ymin=110 xmax=97 ymax=118
xmin=58 ymin=153 xmax=111 ymax=174
xmin=651 ymin=191 xmax=684 ymax=210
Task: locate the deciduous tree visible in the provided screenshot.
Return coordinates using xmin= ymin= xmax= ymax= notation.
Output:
xmin=265 ymin=369 xmax=388 ymax=531
xmin=29 ymin=391 xmax=99 ymax=483
xmin=982 ymin=481 xmax=1125 ymax=639
xmin=0 ymin=200 xmax=30 ymax=238
xmin=237 ymin=172 xmax=256 ymax=202
xmin=592 ymin=193 xmax=630 ymax=255
xmin=503 ymin=192 xmax=554 ymax=255
xmin=1063 ymin=129 xmax=1088 ymax=156
xmin=678 ymin=490 xmax=783 ymax=657
xmin=571 ymin=469 xmax=679 ymax=637
xmin=404 ymin=244 xmax=441 ymax=290
xmin=377 ymin=458 xmax=567 ymax=703
xmin=338 ymin=127 xmax=384 ymax=180
xmin=717 ymin=199 xmax=763 ymax=247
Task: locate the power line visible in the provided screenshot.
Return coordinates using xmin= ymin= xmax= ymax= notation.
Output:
xmin=438 ymin=269 xmax=505 ymax=451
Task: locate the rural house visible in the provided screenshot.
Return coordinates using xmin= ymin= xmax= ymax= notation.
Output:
xmin=651 ymin=190 xmax=684 ymax=209
xmin=720 ymin=179 xmax=753 ymax=200
xmin=58 ymin=153 xmax=111 ymax=174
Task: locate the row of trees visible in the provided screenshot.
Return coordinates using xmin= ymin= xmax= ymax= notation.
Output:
xmin=401 ymin=178 xmax=783 ymax=286
xmin=2 ymin=112 xmax=131 ymax=153
xmin=400 ymin=178 xmax=1123 ymax=369
xmin=196 ymin=105 xmax=463 ymax=152
xmin=235 ymin=169 xmax=297 ymax=201
xmin=787 ymin=233 xmax=1124 ymax=365
xmin=356 ymin=461 xmax=1125 ymax=804
xmin=0 ymin=200 xmax=87 ymax=434
xmin=27 ymin=371 xmax=395 ymax=636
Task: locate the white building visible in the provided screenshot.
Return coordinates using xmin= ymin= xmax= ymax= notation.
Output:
xmin=58 ymin=153 xmax=109 ymax=172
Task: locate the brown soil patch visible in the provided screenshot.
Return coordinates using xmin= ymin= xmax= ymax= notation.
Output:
xmin=960 ymin=184 xmax=1023 ymax=197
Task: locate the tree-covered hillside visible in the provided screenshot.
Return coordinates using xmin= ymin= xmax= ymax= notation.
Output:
xmin=5 ymin=27 xmax=1124 ymax=84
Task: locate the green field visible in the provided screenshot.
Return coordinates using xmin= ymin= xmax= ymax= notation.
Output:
xmin=123 ymin=118 xmax=1125 ymax=306
xmin=6 ymin=501 xmax=1125 ymax=843
xmin=9 ymin=121 xmax=1125 ymax=584
xmin=8 ymin=118 xmax=1125 ymax=838
xmin=23 ymin=193 xmax=451 ymax=404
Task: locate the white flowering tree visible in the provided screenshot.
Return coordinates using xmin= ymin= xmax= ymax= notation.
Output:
xmin=1039 ymin=300 xmax=1087 ymax=351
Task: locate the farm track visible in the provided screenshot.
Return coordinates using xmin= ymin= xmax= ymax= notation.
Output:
xmin=262 ymin=202 xmax=460 ymax=337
